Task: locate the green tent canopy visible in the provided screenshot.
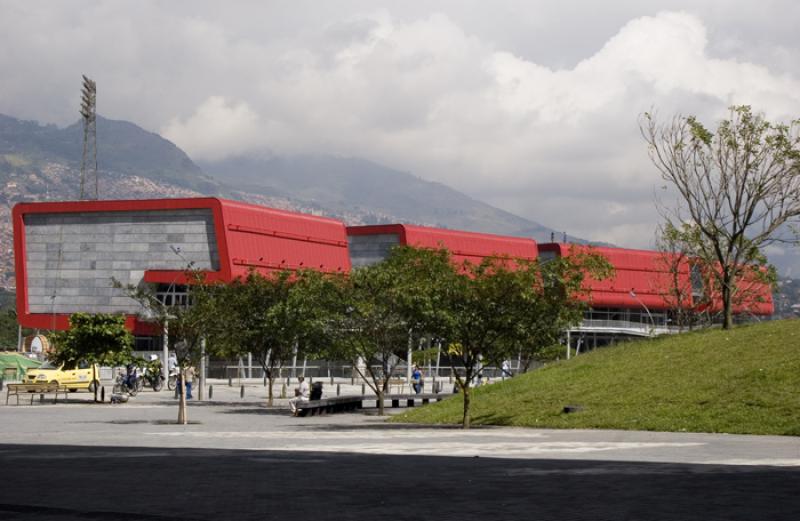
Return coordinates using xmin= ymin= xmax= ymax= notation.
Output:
xmin=0 ymin=352 xmax=41 ymax=381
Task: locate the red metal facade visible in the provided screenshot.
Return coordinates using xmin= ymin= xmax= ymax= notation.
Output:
xmin=540 ymin=243 xmax=773 ymax=315
xmin=218 ymin=199 xmax=350 ymax=278
xmin=540 ymin=243 xmax=693 ymax=311
xmin=12 ymin=197 xmax=773 ymax=333
xmin=13 ymin=198 xmax=350 ymax=332
xmin=347 ymin=224 xmax=538 ymax=264
xmin=695 ymin=265 xmax=774 ymax=316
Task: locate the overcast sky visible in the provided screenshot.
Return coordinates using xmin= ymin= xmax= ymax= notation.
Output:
xmin=2 ymin=0 xmax=799 ymax=250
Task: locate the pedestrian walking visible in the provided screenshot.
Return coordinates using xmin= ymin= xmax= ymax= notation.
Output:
xmin=183 ymin=366 xmax=196 ymax=400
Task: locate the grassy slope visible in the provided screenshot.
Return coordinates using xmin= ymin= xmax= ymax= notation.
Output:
xmin=394 ymin=319 xmax=800 ymax=435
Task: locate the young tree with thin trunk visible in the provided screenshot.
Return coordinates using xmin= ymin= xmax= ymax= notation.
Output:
xmin=511 ymin=251 xmax=612 ymax=372
xmin=326 ymin=256 xmax=422 ymax=416
xmin=654 ymin=223 xmax=699 ymax=331
xmin=115 ymin=274 xmax=214 ymax=424
xmin=206 ymin=269 xmax=337 ymax=407
xmin=435 ymin=255 xmax=611 ymax=428
xmin=436 ymin=256 xmax=549 ymax=429
xmin=641 ymin=106 xmax=799 ymax=328
xmin=49 ymin=312 xmax=133 ymax=401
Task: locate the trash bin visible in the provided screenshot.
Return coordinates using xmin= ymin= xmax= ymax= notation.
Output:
xmin=310 ymin=382 xmax=323 ymax=400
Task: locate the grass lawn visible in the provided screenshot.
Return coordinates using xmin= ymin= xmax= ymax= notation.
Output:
xmin=392 ymin=319 xmax=800 ymax=435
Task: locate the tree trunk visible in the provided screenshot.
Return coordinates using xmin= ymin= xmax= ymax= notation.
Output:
xmin=377 ymin=388 xmax=385 ymax=416
xmin=267 ymin=375 xmax=275 ymax=406
xmin=462 ymin=385 xmax=471 ymax=429
xmin=178 ymin=370 xmax=187 ymax=425
xmin=722 ymin=273 xmax=734 ymax=330
xmin=93 ymin=365 xmax=98 ymax=403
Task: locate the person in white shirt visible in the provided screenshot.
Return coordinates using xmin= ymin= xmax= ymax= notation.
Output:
xmin=289 ymin=376 xmax=310 ymax=416
xmin=501 ymin=360 xmax=512 ymax=379
xmin=167 ymin=352 xmax=177 ymax=372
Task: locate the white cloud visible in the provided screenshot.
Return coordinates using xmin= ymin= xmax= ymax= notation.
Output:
xmin=161 ymin=96 xmax=265 ymax=162
xmin=1 ymin=3 xmax=799 ymax=251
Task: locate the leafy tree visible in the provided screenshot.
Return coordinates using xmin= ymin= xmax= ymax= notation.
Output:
xmin=654 ymin=222 xmax=711 ymax=330
xmin=0 ymin=290 xmax=29 ymax=350
xmin=49 ymin=312 xmax=133 ymax=399
xmin=326 ymin=256 xmax=419 ymax=415
xmin=314 ymin=247 xmax=453 ymax=415
xmin=115 ymin=273 xmax=215 ymax=424
xmin=641 ymin=106 xmax=798 ymax=328
xmin=433 ymin=256 xmax=547 ymax=428
xmin=49 ymin=312 xmax=133 ymax=367
xmin=394 ymin=246 xmax=612 ymax=429
xmin=206 ymin=269 xmax=338 ymax=406
xmin=0 ymin=309 xmax=21 ymax=349
xmin=512 ymin=250 xmax=612 ymax=372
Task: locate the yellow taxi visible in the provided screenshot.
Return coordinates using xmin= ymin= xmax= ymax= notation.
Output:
xmin=26 ymin=360 xmax=100 ymax=392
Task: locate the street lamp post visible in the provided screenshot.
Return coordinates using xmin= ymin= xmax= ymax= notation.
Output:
xmin=629 ymin=289 xmax=656 ymax=335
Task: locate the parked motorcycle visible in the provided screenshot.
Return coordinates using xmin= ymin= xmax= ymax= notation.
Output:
xmin=142 ymin=355 xmax=165 ymax=392
xmin=143 ymin=369 xmax=164 ymax=392
xmin=112 ymin=369 xmax=139 ymax=396
xmin=167 ymin=368 xmax=178 ymax=391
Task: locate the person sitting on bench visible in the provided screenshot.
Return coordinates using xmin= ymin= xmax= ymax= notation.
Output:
xmin=289 ymin=376 xmax=310 ymax=416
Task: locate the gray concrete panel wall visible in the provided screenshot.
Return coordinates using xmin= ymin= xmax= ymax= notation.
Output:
xmin=25 ymin=209 xmax=219 ymax=315
xmin=347 ymin=233 xmax=399 ymax=267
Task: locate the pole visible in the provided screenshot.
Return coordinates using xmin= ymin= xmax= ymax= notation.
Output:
xmin=291 ymin=341 xmax=298 ymax=380
xmin=199 ymin=338 xmax=206 ymax=401
xmin=434 ymin=340 xmax=441 ymax=385
xmin=566 ymin=330 xmax=571 ymax=360
xmin=162 ymin=320 xmax=169 ymax=379
xmin=247 ymin=352 xmax=252 ymax=379
xmin=17 ymin=324 xmax=22 ymax=352
xmin=406 ymin=329 xmax=413 ymax=392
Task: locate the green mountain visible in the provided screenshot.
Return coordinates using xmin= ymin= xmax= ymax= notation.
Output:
xmin=0 ymin=112 xmax=572 ymax=289
xmin=0 ymin=112 xmax=567 ymax=240
xmin=0 ymin=114 xmax=218 ymax=194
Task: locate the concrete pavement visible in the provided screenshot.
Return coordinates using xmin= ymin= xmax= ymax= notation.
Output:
xmin=1 ymin=383 xmax=799 ymax=520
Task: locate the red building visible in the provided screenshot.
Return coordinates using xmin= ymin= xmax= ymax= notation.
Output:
xmin=13 ymin=198 xmax=350 ymax=335
xmin=12 ymin=197 xmax=773 ymax=358
xmin=346 ymin=223 xmax=538 ymax=267
xmin=539 ymin=243 xmax=773 ymax=349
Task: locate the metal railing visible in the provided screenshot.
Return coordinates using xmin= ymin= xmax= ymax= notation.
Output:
xmin=573 ymin=319 xmax=681 ymax=336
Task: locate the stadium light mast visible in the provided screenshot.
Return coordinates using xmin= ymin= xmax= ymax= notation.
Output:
xmin=79 ymin=75 xmax=97 ymax=200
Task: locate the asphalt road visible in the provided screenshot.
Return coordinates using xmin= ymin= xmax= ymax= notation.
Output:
xmin=1 ymin=389 xmax=798 ymax=520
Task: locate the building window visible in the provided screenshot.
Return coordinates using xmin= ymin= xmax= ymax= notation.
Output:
xmin=155 ymin=284 xmax=191 ymax=307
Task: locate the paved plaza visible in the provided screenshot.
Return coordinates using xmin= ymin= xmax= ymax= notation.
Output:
xmin=1 ymin=380 xmax=799 ymax=520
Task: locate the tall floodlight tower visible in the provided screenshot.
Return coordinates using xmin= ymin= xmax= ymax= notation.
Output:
xmin=79 ymin=75 xmax=97 ymax=200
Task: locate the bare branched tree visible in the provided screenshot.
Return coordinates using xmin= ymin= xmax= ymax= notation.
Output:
xmin=654 ymin=223 xmax=696 ymax=331
xmin=642 ymin=106 xmax=800 ymax=328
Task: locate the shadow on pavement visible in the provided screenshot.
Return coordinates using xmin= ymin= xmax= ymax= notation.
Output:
xmin=219 ymin=406 xmax=297 ymax=416
xmin=299 ymin=421 xmax=484 ymax=431
xmin=0 ymin=443 xmax=797 ymax=521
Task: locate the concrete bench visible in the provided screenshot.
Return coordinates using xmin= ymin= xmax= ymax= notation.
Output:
xmin=296 ymin=392 xmax=452 ymax=416
xmin=6 ymin=383 xmax=69 ymax=405
xmin=296 ymin=395 xmax=364 ymax=417
xmin=383 ymin=393 xmax=450 ymax=409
